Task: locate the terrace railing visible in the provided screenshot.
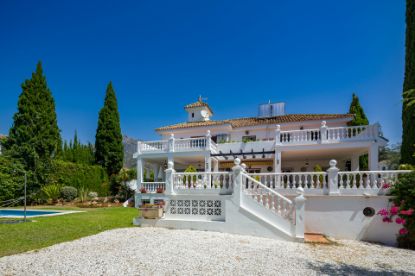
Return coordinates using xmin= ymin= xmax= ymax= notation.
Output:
xmin=173 ymin=172 xmax=233 ymax=191
xmin=137 ymin=131 xmax=218 ymax=154
xmin=141 ymin=182 xmax=166 ymax=193
xmin=248 ymin=172 xmax=327 ymax=191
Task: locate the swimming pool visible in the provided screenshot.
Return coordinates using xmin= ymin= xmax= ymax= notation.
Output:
xmin=0 ymin=209 xmax=74 ymax=218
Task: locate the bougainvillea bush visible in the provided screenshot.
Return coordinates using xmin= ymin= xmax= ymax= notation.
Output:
xmin=380 ymin=172 xmax=415 ymax=249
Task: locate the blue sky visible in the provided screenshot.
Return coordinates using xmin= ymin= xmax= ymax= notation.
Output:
xmin=0 ymin=1 xmax=406 ymax=144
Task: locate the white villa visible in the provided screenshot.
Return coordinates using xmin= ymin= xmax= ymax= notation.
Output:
xmin=133 ymin=98 xmax=411 ymax=244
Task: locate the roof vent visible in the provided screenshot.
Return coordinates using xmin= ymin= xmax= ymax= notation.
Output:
xmin=258 ymin=102 xmax=285 ymax=117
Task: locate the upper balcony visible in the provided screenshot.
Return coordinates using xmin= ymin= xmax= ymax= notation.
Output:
xmin=135 ymin=123 xmax=384 ymax=156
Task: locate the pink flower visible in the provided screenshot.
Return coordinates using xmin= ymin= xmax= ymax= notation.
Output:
xmin=383 ymin=217 xmax=392 ymax=223
xmin=382 ymin=183 xmax=391 ymax=189
xmin=400 ymin=209 xmax=414 ymax=216
xmin=395 ymin=217 xmax=406 ymax=225
xmin=378 ymin=208 xmax=389 ymax=216
xmin=399 ymin=228 xmax=409 ymax=235
xmin=390 ymin=206 xmax=399 ymax=215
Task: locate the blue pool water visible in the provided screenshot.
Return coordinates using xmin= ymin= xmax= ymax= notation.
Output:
xmin=0 ymin=209 xmax=61 ymax=217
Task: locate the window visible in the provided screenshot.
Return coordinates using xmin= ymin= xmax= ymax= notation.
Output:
xmin=191 ymin=112 xmax=194 ymax=118
xmin=215 ymin=133 xmax=230 ymax=143
xmin=242 ymin=135 xmax=256 ymax=143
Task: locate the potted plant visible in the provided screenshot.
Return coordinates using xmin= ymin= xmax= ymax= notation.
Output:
xmin=139 ymin=203 xmax=163 ymax=219
xmin=156 ymin=187 xmax=164 ymax=193
xmin=140 ymin=187 xmax=147 ymax=194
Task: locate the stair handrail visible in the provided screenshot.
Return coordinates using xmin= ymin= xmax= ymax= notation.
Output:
xmin=242 ymin=172 xmax=293 ymax=206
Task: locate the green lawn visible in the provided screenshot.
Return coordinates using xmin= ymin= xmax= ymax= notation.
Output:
xmin=0 ymin=207 xmax=138 ymax=257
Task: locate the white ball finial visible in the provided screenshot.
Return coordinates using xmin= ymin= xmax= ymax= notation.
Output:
xmin=206 ymin=130 xmax=211 ymax=136
xmin=168 ymin=161 xmax=174 ymax=169
xmin=321 ymin=121 xmax=327 ymax=127
xmin=234 ymin=158 xmax=241 ymax=165
xmin=170 ymin=133 xmax=174 ymax=138
xmin=329 ymin=159 xmax=337 ymax=168
xmin=296 ymin=187 xmax=305 ymax=195
xmin=276 ymin=125 xmax=281 ymax=131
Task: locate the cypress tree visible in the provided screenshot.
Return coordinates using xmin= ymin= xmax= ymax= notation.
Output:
xmin=348 ymin=93 xmax=369 ymax=169
xmin=347 ymin=93 xmax=369 ymax=126
xmin=401 ymin=0 xmax=415 ymax=165
xmin=6 ymin=62 xmax=61 ymax=177
xmin=95 ymin=82 xmax=124 ymax=177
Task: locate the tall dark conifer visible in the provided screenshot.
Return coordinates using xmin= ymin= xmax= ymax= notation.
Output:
xmin=348 ymin=93 xmax=369 ymax=169
xmin=95 ymin=82 xmax=123 ymax=177
xmin=401 ymin=0 xmax=415 ymax=165
xmin=6 ymin=62 xmax=61 ymax=176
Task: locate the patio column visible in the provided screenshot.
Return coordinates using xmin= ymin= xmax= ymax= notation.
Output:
xmin=136 ymin=158 xmax=143 ymax=190
xmin=368 ymin=143 xmax=379 ymax=171
xmin=351 ymin=155 xmax=359 ymax=171
xmin=153 ymin=164 xmax=159 ymax=182
xmin=205 ymin=153 xmax=212 ymax=188
xmin=213 ymin=158 xmax=219 ymax=172
xmin=274 ymin=125 xmax=282 ymax=187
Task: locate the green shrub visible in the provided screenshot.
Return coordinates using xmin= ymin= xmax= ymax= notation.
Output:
xmin=0 ymin=156 xmax=26 ymax=203
xmin=61 ymin=186 xmax=77 ymax=201
xmin=41 ymin=184 xmax=61 ymax=202
xmin=78 ymin=186 xmax=89 ymax=202
xmin=48 ymin=160 xmax=109 ymax=196
xmin=390 ymin=171 xmax=415 ymax=249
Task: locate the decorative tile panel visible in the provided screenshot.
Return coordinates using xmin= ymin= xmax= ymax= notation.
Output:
xmin=168 ymin=199 xmax=224 ymax=219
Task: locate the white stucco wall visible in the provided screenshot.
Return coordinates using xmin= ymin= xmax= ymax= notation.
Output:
xmin=304 ymin=195 xmax=400 ymax=245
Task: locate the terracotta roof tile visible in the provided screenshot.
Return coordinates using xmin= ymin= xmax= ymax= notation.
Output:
xmin=184 ymin=100 xmax=213 ymax=114
xmin=156 ymin=114 xmax=354 ymax=131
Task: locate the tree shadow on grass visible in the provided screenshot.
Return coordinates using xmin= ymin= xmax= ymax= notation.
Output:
xmin=307 ymin=261 xmax=413 ymax=276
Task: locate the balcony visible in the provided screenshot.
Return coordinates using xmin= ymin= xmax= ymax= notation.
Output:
xmin=137 ymin=136 xmax=216 ymax=155
xmin=135 ymin=123 xmax=383 ymax=156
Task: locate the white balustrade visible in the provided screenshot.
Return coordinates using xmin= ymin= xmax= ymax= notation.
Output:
xmin=139 ymin=137 xmax=208 ymax=153
xmin=242 ymin=173 xmax=295 ymax=222
xmin=173 ymin=172 xmax=233 ymax=190
xmin=140 ymin=140 xmax=168 ymax=152
xmin=280 ymin=129 xmax=321 ymax=144
xmin=326 ymin=125 xmax=377 ymax=142
xmin=141 ymin=182 xmax=166 ymax=193
xmin=174 ymin=137 xmax=207 ymax=151
xmin=338 ymin=170 xmax=412 ymax=190
xmin=248 ymin=172 xmax=327 ymax=190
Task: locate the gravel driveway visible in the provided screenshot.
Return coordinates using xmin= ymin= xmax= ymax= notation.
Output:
xmin=1 ymin=227 xmax=414 ymax=275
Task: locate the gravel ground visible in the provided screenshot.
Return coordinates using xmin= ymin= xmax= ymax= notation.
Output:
xmin=1 ymin=227 xmax=415 ymax=276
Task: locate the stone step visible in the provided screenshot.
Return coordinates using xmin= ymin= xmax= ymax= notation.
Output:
xmin=304 ymin=233 xmax=331 ymax=244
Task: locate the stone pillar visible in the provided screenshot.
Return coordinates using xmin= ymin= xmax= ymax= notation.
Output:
xmin=164 ymin=161 xmax=175 ymax=195
xmin=326 ymin=159 xmax=339 ymax=195
xmin=320 ymin=121 xmax=328 ymax=143
xmin=351 ymin=155 xmax=360 ymax=171
xmin=232 ymin=158 xmax=243 ymax=205
xmin=294 ymin=187 xmax=306 ymax=239
xmin=206 ymin=130 xmax=211 ymax=151
xmin=168 ymin=133 xmax=175 ymax=152
xmin=274 ymin=125 xmax=281 ymax=146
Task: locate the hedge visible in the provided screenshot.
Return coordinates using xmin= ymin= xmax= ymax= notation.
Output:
xmin=49 ymin=160 xmax=109 ymax=196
